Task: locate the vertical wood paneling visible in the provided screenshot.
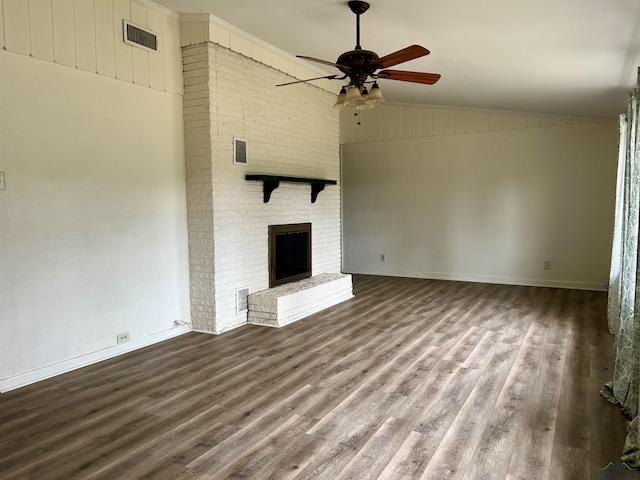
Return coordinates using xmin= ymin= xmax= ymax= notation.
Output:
xmin=208 ymin=22 xmax=221 ymax=45
xmin=390 ymin=106 xmax=402 ymax=140
xmin=29 ymin=0 xmax=54 ymax=61
xmin=351 ymin=111 xmax=361 ymax=143
xmin=338 ymin=104 xmax=585 ymax=144
xmin=179 ymin=20 xmax=190 ymax=47
xmin=74 ymin=0 xmax=96 ymax=72
xmin=410 ymin=108 xmax=422 ymax=138
xmin=113 ymin=0 xmax=132 ymax=82
xmin=400 ymin=107 xmax=411 ymax=139
xmin=380 ymin=106 xmax=391 ymax=141
xmin=130 ymin=2 xmax=149 ymax=86
xmin=489 ymin=113 xmax=501 ymax=131
xmin=229 ymin=32 xmax=243 ymax=52
xmin=2 ymin=0 xmax=183 ymax=97
xmin=514 ymin=115 xmax=528 ymax=129
xmin=466 ymin=111 xmax=478 ymax=133
xmin=190 ymin=21 xmax=206 ymax=45
xmin=250 ymin=42 xmax=264 ymax=64
xmin=478 ymin=112 xmax=490 ymax=132
xmin=360 ymin=109 xmax=373 ymax=142
xmin=240 ymin=37 xmax=252 ymax=58
xmin=3 ymin=0 xmax=31 ymax=54
xmin=52 ymin=0 xmax=76 ymax=66
xmin=371 ymin=108 xmax=381 ymax=142
xmin=454 ymin=110 xmax=466 ymax=134
xmin=95 ymin=0 xmax=116 ymax=77
xmin=432 ymin=109 xmax=444 ymax=136
xmin=351 ymin=113 xmax=363 ymax=143
xmin=147 ymin=9 xmax=164 ymax=90
xmin=217 ymin=25 xmax=230 ymax=48
xmin=0 ymin=0 xmax=5 ymax=49
xmin=340 ymin=110 xmax=350 ymax=144
xmin=163 ymin=14 xmax=181 ymax=94
xmin=527 ymin=116 xmax=540 ymax=128
xmin=421 ymin=108 xmax=433 ymax=137
xmin=443 ymin=110 xmax=455 ymax=135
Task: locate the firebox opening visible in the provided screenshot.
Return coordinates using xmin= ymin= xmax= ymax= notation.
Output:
xmin=269 ymin=223 xmax=312 ymax=288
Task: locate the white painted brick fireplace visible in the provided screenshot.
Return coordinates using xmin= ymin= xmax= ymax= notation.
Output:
xmin=181 ymin=22 xmax=350 ymax=334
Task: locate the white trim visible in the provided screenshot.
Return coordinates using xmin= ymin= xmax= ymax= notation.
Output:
xmin=0 ymin=326 xmax=192 ymax=393
xmin=133 ymin=0 xmax=179 ymax=19
xmin=344 ymin=268 xmax=606 ymax=291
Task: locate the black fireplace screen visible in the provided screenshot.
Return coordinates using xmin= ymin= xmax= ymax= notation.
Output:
xmin=268 ymin=223 xmax=311 ymax=287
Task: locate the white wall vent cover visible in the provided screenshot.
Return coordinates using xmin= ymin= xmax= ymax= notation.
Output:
xmin=234 ymin=137 xmax=248 ymax=164
xmin=236 ymin=287 xmax=250 ymax=314
xmin=123 ymin=20 xmax=158 ymax=52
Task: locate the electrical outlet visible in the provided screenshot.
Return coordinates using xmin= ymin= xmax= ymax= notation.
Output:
xmin=544 ymin=261 xmax=551 ymax=271
xmin=380 ymin=253 xmax=385 ymax=262
xmin=0 ymin=172 xmax=5 ymax=190
xmin=117 ymin=332 xmax=130 ymax=343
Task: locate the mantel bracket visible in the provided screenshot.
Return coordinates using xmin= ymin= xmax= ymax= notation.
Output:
xmin=263 ymin=179 xmax=280 ymax=203
xmin=310 ymin=184 xmax=326 ymax=203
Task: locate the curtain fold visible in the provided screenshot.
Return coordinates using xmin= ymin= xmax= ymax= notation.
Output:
xmin=602 ymin=87 xmax=640 ymax=466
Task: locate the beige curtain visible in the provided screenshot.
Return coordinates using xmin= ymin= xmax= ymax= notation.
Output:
xmin=602 ymin=86 xmax=640 ymax=466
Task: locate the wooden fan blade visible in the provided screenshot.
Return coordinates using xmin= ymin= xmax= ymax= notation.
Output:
xmin=276 ymin=74 xmax=339 ymax=87
xmin=371 ymin=45 xmax=430 ymax=69
xmin=377 ymin=69 xmax=441 ymax=85
xmin=296 ymin=55 xmax=350 ymax=70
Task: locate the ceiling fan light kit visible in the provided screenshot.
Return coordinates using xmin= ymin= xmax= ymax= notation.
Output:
xmin=279 ymin=0 xmax=440 ymax=116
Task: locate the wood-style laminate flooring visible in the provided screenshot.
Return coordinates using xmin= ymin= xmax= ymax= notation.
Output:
xmin=0 ymin=275 xmax=629 ymax=479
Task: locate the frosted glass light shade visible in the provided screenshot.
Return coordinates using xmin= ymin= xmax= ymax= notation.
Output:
xmin=333 ymin=87 xmax=347 ymax=109
xmin=366 ymin=82 xmax=385 ymax=104
xmin=355 ymin=87 xmax=374 ymax=109
xmin=343 ymin=86 xmax=363 ymax=106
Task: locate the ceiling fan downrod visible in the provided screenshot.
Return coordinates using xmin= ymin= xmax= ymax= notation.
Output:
xmin=348 ymin=1 xmax=369 ymax=50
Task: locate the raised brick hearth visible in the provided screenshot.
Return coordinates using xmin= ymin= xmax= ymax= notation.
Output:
xmin=248 ymin=273 xmax=353 ymax=328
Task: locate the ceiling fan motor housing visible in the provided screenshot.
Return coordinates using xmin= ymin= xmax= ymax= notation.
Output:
xmin=337 ymin=49 xmax=379 ymax=88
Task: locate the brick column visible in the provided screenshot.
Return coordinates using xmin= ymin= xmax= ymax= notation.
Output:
xmin=183 ymin=43 xmax=217 ymax=332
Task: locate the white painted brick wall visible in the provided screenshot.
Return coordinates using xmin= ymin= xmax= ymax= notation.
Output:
xmin=183 ymin=43 xmax=216 ymax=332
xmin=183 ymin=42 xmax=342 ymax=333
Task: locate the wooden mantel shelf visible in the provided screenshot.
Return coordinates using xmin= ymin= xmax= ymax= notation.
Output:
xmin=245 ymin=175 xmax=338 ymax=203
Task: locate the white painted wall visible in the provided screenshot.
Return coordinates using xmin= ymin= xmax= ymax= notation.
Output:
xmin=0 ymin=46 xmax=189 ymax=390
xmin=342 ymin=108 xmax=617 ymax=290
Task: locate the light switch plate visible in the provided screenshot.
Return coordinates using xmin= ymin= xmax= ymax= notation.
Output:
xmin=0 ymin=172 xmax=5 ymax=190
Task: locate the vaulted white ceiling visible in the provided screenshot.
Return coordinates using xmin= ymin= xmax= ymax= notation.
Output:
xmin=153 ymin=0 xmax=640 ymax=119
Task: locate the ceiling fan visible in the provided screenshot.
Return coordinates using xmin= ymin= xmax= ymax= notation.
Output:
xmin=276 ymin=0 xmax=441 ymax=107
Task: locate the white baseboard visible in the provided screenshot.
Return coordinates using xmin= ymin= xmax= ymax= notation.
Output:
xmin=344 ymin=268 xmax=606 ymax=291
xmin=0 ymin=325 xmax=192 ymax=393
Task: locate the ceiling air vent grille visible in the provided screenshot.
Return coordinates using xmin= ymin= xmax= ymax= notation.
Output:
xmin=123 ymin=20 xmax=158 ymax=52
